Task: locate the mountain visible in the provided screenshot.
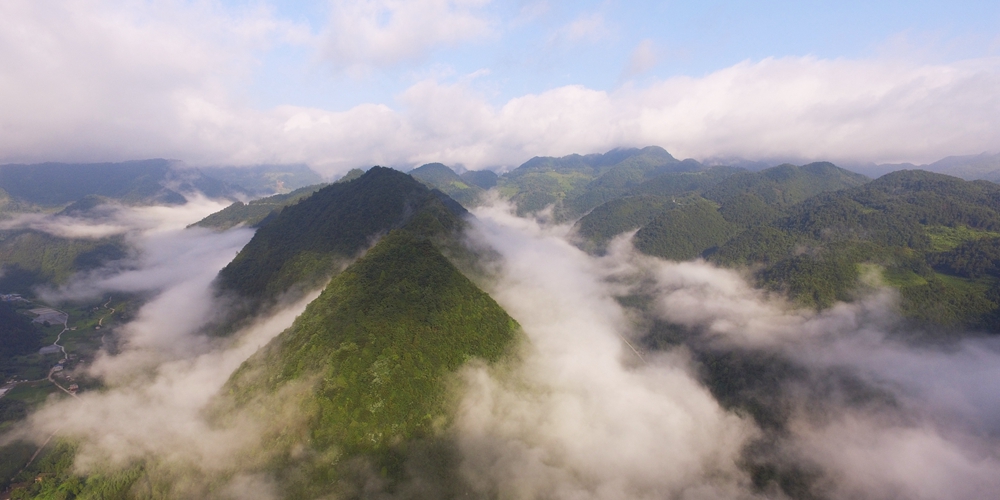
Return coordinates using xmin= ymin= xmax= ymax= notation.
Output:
xmin=572 ymin=166 xmax=744 ymax=249
xmin=460 ymin=169 xmax=498 ymax=190
xmin=703 ymin=162 xmax=870 ymax=208
xmin=195 ymin=164 xmax=323 ymax=196
xmin=193 ymin=170 xmax=377 ymax=231
xmin=573 ymin=163 xmax=1000 ymax=329
xmin=706 ymin=170 xmax=1000 ymax=327
xmin=220 ymin=230 xmax=519 ymax=497
xmin=561 ymin=147 xmax=696 ymax=217
xmin=0 ymin=160 xmax=326 ymax=212
xmin=0 ymin=231 xmax=128 ymax=295
xmin=408 ymin=163 xmax=483 ymax=207
xmin=574 ymin=162 xmax=865 ymax=254
xmin=634 ymin=198 xmax=738 ymax=261
xmin=215 ymin=166 xmax=468 ymax=312
xmin=497 ymin=146 xmax=678 ymax=217
xmin=192 ymin=183 xmax=328 ymax=231
xmin=920 ymin=152 xmax=1000 ymax=183
xmin=0 ymin=159 xmax=214 ymax=206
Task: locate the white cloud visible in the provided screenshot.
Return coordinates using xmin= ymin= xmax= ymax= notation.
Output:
xmin=320 ymin=0 xmax=494 ymax=75
xmin=621 ymin=38 xmax=658 ymax=79
xmin=549 ymin=11 xmax=610 ymax=44
xmin=1 ymin=1 xmax=1000 ymax=175
xmin=457 ymin=202 xmax=757 ymax=498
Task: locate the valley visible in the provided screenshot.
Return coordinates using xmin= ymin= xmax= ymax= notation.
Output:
xmin=2 ymin=151 xmax=1000 ymax=499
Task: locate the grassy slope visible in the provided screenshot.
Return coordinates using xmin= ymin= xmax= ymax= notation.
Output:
xmin=221 ymin=230 xmax=519 ymax=496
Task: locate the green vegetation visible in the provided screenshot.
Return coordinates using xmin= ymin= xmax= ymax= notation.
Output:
xmin=570 ymin=161 xmax=1000 ymax=329
xmin=634 ymin=198 xmax=738 ymax=261
xmin=191 ymin=183 xmax=328 ymax=230
xmin=216 ymin=167 xmax=467 ymax=310
xmin=573 ymin=166 xmax=747 ymax=249
xmin=497 ymin=146 xmax=681 ymax=217
xmin=196 ymin=164 xmax=323 ymax=196
xmin=0 ymin=231 xmax=128 ymax=294
xmin=221 ymin=230 xmax=519 ymax=497
xmin=0 ymin=160 xmax=188 ymax=206
xmin=460 ymin=169 xmax=498 ymax=190
xmin=336 ymin=168 xmax=366 ymax=184
xmin=562 ymin=147 xmax=690 ymax=217
xmin=2 ymin=440 xmax=149 ymax=500
xmin=702 ymin=169 xmax=1000 ymax=325
xmin=573 ymin=195 xmax=676 ymax=250
xmin=408 ymin=163 xmax=483 ymax=207
xmin=925 ymin=225 xmax=1000 ymax=252
xmin=703 ymin=162 xmax=869 ymax=208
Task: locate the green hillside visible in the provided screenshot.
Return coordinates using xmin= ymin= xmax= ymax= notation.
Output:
xmin=574 ymin=162 xmax=864 ymax=254
xmin=703 ymin=162 xmax=870 ymax=207
xmin=497 ymin=147 xmax=672 ymax=216
xmin=191 ymin=183 xmax=328 ymax=230
xmin=0 ymin=160 xmax=206 ymax=206
xmin=573 ymin=166 xmax=744 ymax=249
xmin=0 ymin=302 xmax=43 ymax=378
xmin=573 ymin=194 xmax=676 ymax=249
xmin=408 ymin=163 xmax=483 ymax=207
xmin=0 ymin=230 xmax=128 ymax=295
xmin=220 ymin=230 xmax=519 ymax=497
xmin=215 ymin=166 xmax=468 ymax=309
xmin=562 ymin=147 xmax=692 ymax=217
xmin=196 ymin=164 xmax=323 ymax=195
xmin=460 ymin=169 xmax=498 ymax=190
xmin=585 ymin=164 xmax=1000 ymax=329
xmin=704 ymin=170 xmax=1000 ymax=327
xmin=634 ymin=198 xmax=738 ymax=260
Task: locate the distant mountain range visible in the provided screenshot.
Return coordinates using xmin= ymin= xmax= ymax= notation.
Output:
xmin=0 ymin=159 xmax=322 ymax=210
xmin=7 ymin=147 xmax=1000 ymax=498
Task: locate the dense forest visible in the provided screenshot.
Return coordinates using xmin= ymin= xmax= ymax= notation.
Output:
xmin=215 ymin=167 xmax=468 ymax=314
xmin=220 ymin=231 xmax=518 ymax=498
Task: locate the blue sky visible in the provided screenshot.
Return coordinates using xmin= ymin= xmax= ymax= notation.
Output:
xmin=241 ymin=0 xmax=1000 ymax=109
xmin=1 ymin=1 xmax=998 ymax=175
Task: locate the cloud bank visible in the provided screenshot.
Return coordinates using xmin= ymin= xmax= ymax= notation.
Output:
xmin=8 ymin=199 xmax=318 ymax=497
xmin=453 ymin=202 xmax=1000 ymax=499
xmin=8 ymin=197 xmax=1000 ymax=498
xmin=1 ymin=1 xmax=998 ymax=175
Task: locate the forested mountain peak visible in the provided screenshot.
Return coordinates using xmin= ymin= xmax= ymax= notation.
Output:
xmin=408 ymin=163 xmax=483 ymax=207
xmin=215 ymin=166 xmax=469 ymax=310
xmin=221 ymin=230 xmax=518 ymax=496
xmin=704 ymin=161 xmax=869 ymax=207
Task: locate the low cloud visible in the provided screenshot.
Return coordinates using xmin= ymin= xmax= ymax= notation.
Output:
xmin=2 ymin=1 xmax=999 ymax=175
xmin=0 ymin=195 xmax=232 ymax=242
xmin=8 ymin=200 xmax=320 ymax=497
xmin=458 ymin=203 xmax=758 ymax=498
xmin=6 ymin=196 xmax=1000 ymax=498
xmin=321 ymin=0 xmax=494 ymax=76
xmin=549 ymin=11 xmax=611 ymax=44
xmin=455 ymin=201 xmax=1000 ymax=499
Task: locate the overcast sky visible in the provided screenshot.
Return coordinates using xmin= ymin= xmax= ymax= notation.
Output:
xmin=2 ymin=0 xmax=999 ymax=176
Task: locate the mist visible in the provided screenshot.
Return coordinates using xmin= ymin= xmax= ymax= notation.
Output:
xmin=5 ymin=196 xmax=319 ymax=498
xmin=8 ymin=196 xmax=1000 ymax=499
xmin=455 ymin=201 xmax=1000 ymax=500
